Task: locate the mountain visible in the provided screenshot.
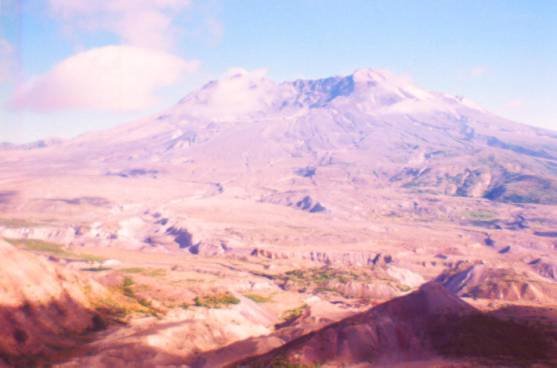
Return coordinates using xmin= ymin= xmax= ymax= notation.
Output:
xmin=1 ymin=68 xmax=557 ymax=367
xmin=0 ymin=138 xmax=63 ymax=151
xmin=2 ymin=69 xmax=556 ymax=263
xmin=7 ymin=68 xmax=557 ymax=201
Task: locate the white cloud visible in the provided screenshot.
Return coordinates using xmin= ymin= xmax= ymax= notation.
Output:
xmin=48 ymin=0 xmax=192 ymax=50
xmin=181 ymin=67 xmax=277 ymax=120
xmin=9 ymin=45 xmax=199 ymax=112
xmin=205 ymin=68 xmax=273 ymax=116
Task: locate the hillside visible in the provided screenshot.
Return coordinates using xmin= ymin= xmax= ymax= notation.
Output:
xmin=0 ymin=69 xmax=556 ymax=366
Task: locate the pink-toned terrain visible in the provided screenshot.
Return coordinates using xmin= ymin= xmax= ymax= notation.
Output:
xmin=0 ymin=69 xmax=556 ymax=367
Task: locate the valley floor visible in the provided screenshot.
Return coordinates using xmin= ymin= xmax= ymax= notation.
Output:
xmin=0 ymin=238 xmax=556 ymax=368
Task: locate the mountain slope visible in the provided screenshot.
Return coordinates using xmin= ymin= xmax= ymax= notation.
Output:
xmin=234 ymin=283 xmax=557 ymax=367
xmin=1 ymin=68 xmax=557 ymax=367
xmin=1 ymin=68 xmax=556 ymax=274
xmin=8 ymin=68 xmax=557 ymax=202
xmin=0 ymin=240 xmax=108 ymax=367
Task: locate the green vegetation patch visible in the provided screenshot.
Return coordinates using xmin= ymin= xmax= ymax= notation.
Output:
xmin=279 ymin=266 xmax=407 ymax=299
xmin=243 ymin=292 xmax=273 ymax=303
xmin=194 ymin=292 xmax=240 ymax=308
xmin=121 ymin=267 xmax=167 ymax=278
xmin=0 ymin=218 xmax=39 ymax=228
xmin=95 ymin=295 xmax=157 ymax=320
xmin=464 ymin=210 xmax=496 ymax=221
xmin=265 ymin=357 xmax=320 ymax=368
xmin=121 ymin=276 xmax=136 ymax=298
xmin=4 ymin=238 xmax=106 ymax=263
xmin=280 ymin=304 xmax=307 ymax=322
xmin=114 ymin=276 xmax=159 ymax=317
xmin=77 ymin=253 xmax=106 ymax=262
xmin=284 ymin=267 xmax=362 ymax=285
xmin=280 ymin=266 xmax=368 ymax=296
xmin=6 ymin=238 xmax=72 ymax=256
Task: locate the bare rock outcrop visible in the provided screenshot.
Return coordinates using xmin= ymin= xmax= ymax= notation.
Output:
xmin=0 ymin=240 xmax=108 ymax=367
xmin=437 ymin=263 xmax=557 ymax=304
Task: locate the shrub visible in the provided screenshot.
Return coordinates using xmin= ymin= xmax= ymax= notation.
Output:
xmin=121 ymin=267 xmax=167 ymax=278
xmin=122 ymin=277 xmax=135 ymax=298
xmin=194 ymin=292 xmax=240 ymax=308
xmin=281 ymin=304 xmax=307 ymax=322
xmin=243 ymin=293 xmax=273 ymax=303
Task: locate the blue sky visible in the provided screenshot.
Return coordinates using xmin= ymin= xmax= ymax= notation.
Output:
xmin=1 ymin=0 xmax=556 ymax=142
